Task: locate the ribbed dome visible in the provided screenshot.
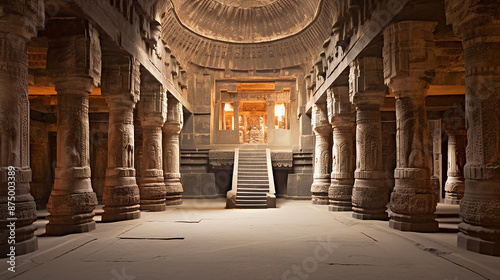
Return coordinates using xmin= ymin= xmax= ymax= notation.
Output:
xmin=170 ymin=0 xmax=322 ymax=43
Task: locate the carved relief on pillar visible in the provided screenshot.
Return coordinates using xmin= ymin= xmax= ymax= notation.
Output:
xmin=163 ymin=97 xmax=184 ymax=206
xmin=138 ymin=74 xmax=167 ymax=211
xmin=349 ymin=57 xmax=389 ymax=220
xmin=310 ymin=103 xmax=332 ymax=205
xmin=383 ymin=21 xmax=438 ymax=232
xmin=45 ymin=19 xmax=101 ymax=236
xmin=101 ymin=55 xmax=141 ymax=222
xmin=327 ymin=86 xmax=356 ymax=211
xmin=445 ymin=0 xmax=500 ymax=256
xmin=0 ymin=0 xmax=44 ymax=256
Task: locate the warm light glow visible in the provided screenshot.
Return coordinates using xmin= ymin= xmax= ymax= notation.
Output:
xmin=224 ymin=103 xmax=234 ymax=112
xmin=274 ymin=103 xmax=285 ymax=120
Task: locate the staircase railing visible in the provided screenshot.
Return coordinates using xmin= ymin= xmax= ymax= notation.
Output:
xmin=231 ymin=148 xmax=240 ymax=193
xmin=266 ymin=149 xmax=275 ymax=196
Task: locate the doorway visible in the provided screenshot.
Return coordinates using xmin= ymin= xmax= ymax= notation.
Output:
xmin=238 ymin=101 xmax=267 ymax=144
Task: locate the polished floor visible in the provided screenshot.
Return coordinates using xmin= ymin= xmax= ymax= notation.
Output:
xmin=1 ymin=199 xmax=499 ymax=280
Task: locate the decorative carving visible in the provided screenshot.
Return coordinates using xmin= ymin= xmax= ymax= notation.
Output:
xmin=271 ymin=151 xmax=293 ymax=168
xmin=138 ymin=74 xmax=167 ymax=211
xmin=163 ymin=97 xmax=184 ymax=205
xmin=209 ymin=151 xmax=235 ymax=167
xmin=0 ymin=0 xmax=44 ymax=256
xmin=445 ymin=0 xmax=500 ymax=255
xmin=101 ymin=55 xmax=141 ymax=222
xmin=383 ymin=21 xmax=438 ymax=232
xmin=327 ymin=86 xmax=355 ymax=211
xmin=311 ymin=102 xmax=332 ymax=205
xmin=350 ymin=57 xmax=389 ymax=220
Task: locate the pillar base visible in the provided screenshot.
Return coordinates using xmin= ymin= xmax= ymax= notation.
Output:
xmin=457 ymin=232 xmax=500 ymax=256
xmin=140 ymin=203 xmax=167 ymax=212
xmin=389 ymin=219 xmax=438 ymax=232
xmin=101 ymin=209 xmax=141 ymax=222
xmin=45 ymin=221 xmax=96 ymax=236
xmin=166 ymin=195 xmax=183 ymax=206
xmin=443 ymin=198 xmax=461 ymax=205
xmin=329 ymin=205 xmax=352 ymax=212
xmin=352 ymin=211 xmax=389 ymax=221
xmin=0 ymin=236 xmax=38 ymax=257
xmin=312 ymin=196 xmax=329 ymax=205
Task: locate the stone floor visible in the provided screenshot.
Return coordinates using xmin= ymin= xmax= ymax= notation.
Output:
xmin=1 ymin=199 xmax=499 ymax=280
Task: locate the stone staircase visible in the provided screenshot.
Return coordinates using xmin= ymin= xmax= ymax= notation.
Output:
xmin=226 ymin=149 xmax=276 ymax=208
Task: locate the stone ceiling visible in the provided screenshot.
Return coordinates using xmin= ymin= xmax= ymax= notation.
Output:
xmin=162 ymin=0 xmax=336 ymax=71
xmin=170 ymin=0 xmax=321 ymax=43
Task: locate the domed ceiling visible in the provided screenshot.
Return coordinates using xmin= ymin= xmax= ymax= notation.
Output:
xmin=170 ymin=0 xmax=322 ymax=43
xmin=162 ymin=0 xmax=336 ymax=70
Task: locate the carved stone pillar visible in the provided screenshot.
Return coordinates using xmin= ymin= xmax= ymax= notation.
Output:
xmin=442 ymin=109 xmax=466 ymax=205
xmin=138 ymin=74 xmax=167 ymax=211
xmin=310 ymin=103 xmax=332 ymax=204
xmin=0 ymin=0 xmax=44 ymax=255
xmin=327 ymin=86 xmax=356 ymax=211
xmin=445 ymin=0 xmax=500 ymax=255
xmin=46 ymin=19 xmax=101 ymax=235
xmin=163 ymin=97 xmax=183 ymax=206
xmin=350 ymin=57 xmax=389 ymax=220
xmin=428 ymin=117 xmax=443 ymax=203
xmin=101 ymin=55 xmax=141 ymax=221
xmin=383 ymin=21 xmax=438 ymax=232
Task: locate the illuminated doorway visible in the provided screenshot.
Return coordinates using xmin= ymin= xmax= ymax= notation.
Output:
xmin=238 ymin=101 xmax=267 ymax=144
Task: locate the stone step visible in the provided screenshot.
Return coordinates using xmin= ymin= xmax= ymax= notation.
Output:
xmin=237 ymin=187 xmax=269 ymax=192
xmin=235 ymin=204 xmax=267 ymax=208
xmin=236 ymin=199 xmax=268 ymax=204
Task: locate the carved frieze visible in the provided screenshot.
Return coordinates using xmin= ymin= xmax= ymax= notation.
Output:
xmin=271 ymin=151 xmax=293 ymax=168
xmin=209 ymin=150 xmax=235 ymax=167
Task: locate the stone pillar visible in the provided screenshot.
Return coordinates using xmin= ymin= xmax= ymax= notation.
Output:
xmin=138 ymin=74 xmax=167 ymax=211
xmin=267 ymin=100 xmax=274 ymax=143
xmin=327 ymin=86 xmax=356 ymax=211
xmin=101 ymin=55 xmax=141 ymax=221
xmin=428 ymin=117 xmax=443 ymax=203
xmin=163 ymin=97 xmax=184 ymax=206
xmin=446 ymin=0 xmax=500 ymax=255
xmin=0 ymin=0 xmax=44 ymax=255
xmin=310 ymin=103 xmax=332 ymax=204
xmin=383 ymin=21 xmax=438 ymax=232
xmin=442 ymin=110 xmax=466 ymax=205
xmin=46 ymin=19 xmax=101 ymax=235
xmin=349 ymin=57 xmax=389 ymax=220
xmin=381 ymin=117 xmax=396 ymax=196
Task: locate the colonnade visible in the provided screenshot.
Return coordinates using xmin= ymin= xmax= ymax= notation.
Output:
xmin=0 ymin=11 xmax=184 ymax=256
xmin=309 ymin=6 xmax=500 ymax=255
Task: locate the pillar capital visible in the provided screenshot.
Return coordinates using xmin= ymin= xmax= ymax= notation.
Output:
xmin=46 ymin=19 xmax=102 ymax=88
xmin=138 ymin=76 xmax=167 ymax=127
xmin=102 ymin=54 xmax=141 ymax=104
xmin=327 ymin=86 xmax=355 ymax=126
xmin=445 ymin=0 xmax=500 ymax=39
xmin=0 ymin=0 xmax=44 ymax=41
xmin=312 ymin=103 xmax=330 ymax=133
xmin=383 ymin=21 xmax=437 ymax=92
xmin=349 ymin=57 xmax=386 ymax=109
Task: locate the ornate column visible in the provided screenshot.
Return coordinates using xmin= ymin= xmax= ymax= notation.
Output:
xmin=383 ymin=21 xmax=438 ymax=232
xmin=45 ymin=19 xmax=101 ymax=235
xmin=350 ymin=57 xmax=389 ymax=220
xmin=138 ymin=74 xmax=167 ymax=211
xmin=442 ymin=108 xmax=466 ymax=205
xmin=428 ymin=116 xmax=443 ymax=203
xmin=327 ymin=86 xmax=356 ymax=211
xmin=163 ymin=97 xmax=184 ymax=205
xmin=101 ymin=55 xmax=141 ymax=221
xmin=310 ymin=103 xmax=332 ymax=204
xmin=0 ymin=0 xmax=44 ymax=255
xmin=445 ymin=0 xmax=500 ymax=255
